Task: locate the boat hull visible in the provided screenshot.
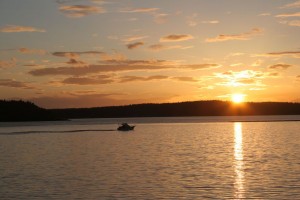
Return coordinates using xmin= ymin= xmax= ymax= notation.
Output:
xmin=117 ymin=126 xmax=135 ymax=131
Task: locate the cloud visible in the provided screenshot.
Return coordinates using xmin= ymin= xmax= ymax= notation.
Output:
xmin=184 ymin=63 xmax=221 ymax=70
xmin=62 ymin=75 xmax=114 ymax=85
xmin=119 ymin=75 xmax=168 ymax=83
xmin=59 ymin=5 xmax=105 ymax=18
xmin=281 ymin=1 xmax=300 ymax=8
xmin=56 ymin=0 xmax=106 ymax=4
xmin=268 ymin=72 xmax=280 ymax=77
xmin=257 ymin=51 xmax=300 ymax=58
xmin=127 ymin=42 xmax=144 ymax=49
xmin=52 ymin=51 xmax=104 ymax=58
xmin=205 ymin=28 xmax=263 ymax=43
xmin=160 ymin=34 xmax=194 ymax=42
xmin=28 ymin=59 xmax=176 ymax=76
xmin=201 ymin=20 xmax=219 ymax=24
xmin=119 ymin=75 xmax=198 ymax=83
xmin=0 ymin=79 xmax=35 ymax=89
xmin=276 ymin=12 xmax=300 ymax=18
xmin=121 ymin=8 xmax=159 ymax=13
xmin=0 ymin=25 xmax=45 ymax=33
xmin=122 ymin=35 xmax=148 ymax=42
xmin=0 ymin=58 xmax=17 ymax=69
xmin=215 ymin=70 xmax=266 ymax=87
xmin=171 ymin=77 xmax=198 ymax=82
xmin=269 ymin=63 xmax=293 ymax=70
xmin=279 ymin=20 xmax=300 ymax=26
xmin=154 ymin=13 xmax=168 ymax=24
xmin=148 ymin=44 xmax=193 ymax=51
xmin=186 ymin=14 xmax=198 ymax=27
xmin=259 ymin=13 xmax=271 ymax=16
xmin=66 ymin=58 xmax=87 ymax=66
xmin=18 ymin=48 xmax=47 ymax=55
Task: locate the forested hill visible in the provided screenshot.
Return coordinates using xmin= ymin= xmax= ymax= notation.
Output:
xmin=0 ymin=100 xmax=63 ymax=122
xmin=50 ymin=101 xmax=300 ymax=119
xmin=1 ymin=100 xmax=300 ymax=121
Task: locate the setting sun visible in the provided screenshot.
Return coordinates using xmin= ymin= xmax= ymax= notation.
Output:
xmin=232 ymin=94 xmax=245 ymax=103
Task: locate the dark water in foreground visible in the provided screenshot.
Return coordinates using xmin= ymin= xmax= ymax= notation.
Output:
xmin=0 ymin=116 xmax=300 ymax=199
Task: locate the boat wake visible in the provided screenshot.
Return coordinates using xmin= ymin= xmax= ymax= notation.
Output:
xmin=0 ymin=129 xmax=116 ymax=135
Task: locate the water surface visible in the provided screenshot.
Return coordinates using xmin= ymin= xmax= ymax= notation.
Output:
xmin=1 ymin=116 xmax=300 ymax=199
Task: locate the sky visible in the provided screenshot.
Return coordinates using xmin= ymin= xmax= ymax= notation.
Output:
xmin=0 ymin=0 xmax=300 ymax=108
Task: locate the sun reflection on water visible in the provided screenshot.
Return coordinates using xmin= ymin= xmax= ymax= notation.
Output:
xmin=234 ymin=122 xmax=245 ymax=199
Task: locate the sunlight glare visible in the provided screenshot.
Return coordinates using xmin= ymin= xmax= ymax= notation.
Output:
xmin=231 ymin=94 xmax=245 ymax=103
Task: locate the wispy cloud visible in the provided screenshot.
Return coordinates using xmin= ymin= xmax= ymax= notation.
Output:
xmin=279 ymin=20 xmax=300 ymax=26
xmin=28 ymin=59 xmax=176 ymax=76
xmin=0 ymin=25 xmax=45 ymax=33
xmin=269 ymin=63 xmax=293 ymax=70
xmin=126 ymin=42 xmax=144 ymax=49
xmin=259 ymin=13 xmax=271 ymax=16
xmin=256 ymin=51 xmax=300 ymax=58
xmin=276 ymin=12 xmax=300 ymax=18
xmin=154 ymin=13 xmax=168 ymax=24
xmin=186 ymin=14 xmax=198 ymax=27
xmin=121 ymin=7 xmax=159 ymax=13
xmin=184 ymin=63 xmax=221 ymax=70
xmin=62 ymin=75 xmax=113 ymax=85
xmin=205 ymin=28 xmax=263 ymax=43
xmin=281 ymin=1 xmax=300 ymax=8
xmin=122 ymin=35 xmax=148 ymax=42
xmin=215 ymin=70 xmax=266 ymax=87
xmin=119 ymin=75 xmax=168 ymax=83
xmin=52 ymin=51 xmax=104 ymax=58
xmin=0 ymin=58 xmax=17 ymax=69
xmin=148 ymin=44 xmax=193 ymax=51
xmin=201 ymin=20 xmax=219 ymax=24
xmin=18 ymin=48 xmax=47 ymax=55
xmin=0 ymin=79 xmax=35 ymax=89
xmin=59 ymin=5 xmax=105 ymax=18
xmin=160 ymin=34 xmax=194 ymax=42
xmin=171 ymin=77 xmax=198 ymax=82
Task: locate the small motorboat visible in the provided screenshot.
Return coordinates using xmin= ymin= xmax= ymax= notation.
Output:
xmin=117 ymin=123 xmax=135 ymax=131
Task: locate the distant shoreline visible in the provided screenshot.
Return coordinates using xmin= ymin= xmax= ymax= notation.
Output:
xmin=1 ymin=100 xmax=300 ymax=122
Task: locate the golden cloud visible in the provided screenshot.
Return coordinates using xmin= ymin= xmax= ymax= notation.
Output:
xmin=52 ymin=51 xmax=104 ymax=58
xmin=281 ymin=1 xmax=300 ymax=8
xmin=276 ymin=12 xmax=300 ymax=18
xmin=0 ymin=25 xmax=45 ymax=33
xmin=205 ymin=28 xmax=263 ymax=42
xmin=269 ymin=64 xmax=293 ymax=70
xmin=148 ymin=44 xmax=192 ymax=51
xmin=119 ymin=75 xmax=168 ymax=83
xmin=122 ymin=35 xmax=148 ymax=42
xmin=62 ymin=75 xmax=113 ymax=85
xmin=171 ymin=77 xmax=198 ymax=82
xmin=18 ymin=48 xmax=47 ymax=55
xmin=59 ymin=5 xmax=105 ymax=18
xmin=0 ymin=58 xmax=17 ymax=69
xmin=0 ymin=79 xmax=35 ymax=89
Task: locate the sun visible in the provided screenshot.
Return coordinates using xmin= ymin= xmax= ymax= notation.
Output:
xmin=231 ymin=93 xmax=245 ymax=103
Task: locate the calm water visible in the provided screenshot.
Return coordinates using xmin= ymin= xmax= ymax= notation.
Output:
xmin=1 ymin=116 xmax=300 ymax=199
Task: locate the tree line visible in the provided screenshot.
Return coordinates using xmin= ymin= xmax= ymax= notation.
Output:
xmin=1 ymin=100 xmax=300 ymax=121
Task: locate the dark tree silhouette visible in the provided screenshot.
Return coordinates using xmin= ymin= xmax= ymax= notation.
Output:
xmin=50 ymin=100 xmax=300 ymax=119
xmin=0 ymin=100 xmax=63 ymax=122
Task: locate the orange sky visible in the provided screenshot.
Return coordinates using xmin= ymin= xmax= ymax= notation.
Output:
xmin=0 ymin=0 xmax=299 ymax=108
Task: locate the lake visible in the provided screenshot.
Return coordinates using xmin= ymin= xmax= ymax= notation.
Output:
xmin=1 ymin=116 xmax=300 ymax=199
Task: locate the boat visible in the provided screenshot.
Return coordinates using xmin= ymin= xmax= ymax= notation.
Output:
xmin=117 ymin=123 xmax=135 ymax=131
